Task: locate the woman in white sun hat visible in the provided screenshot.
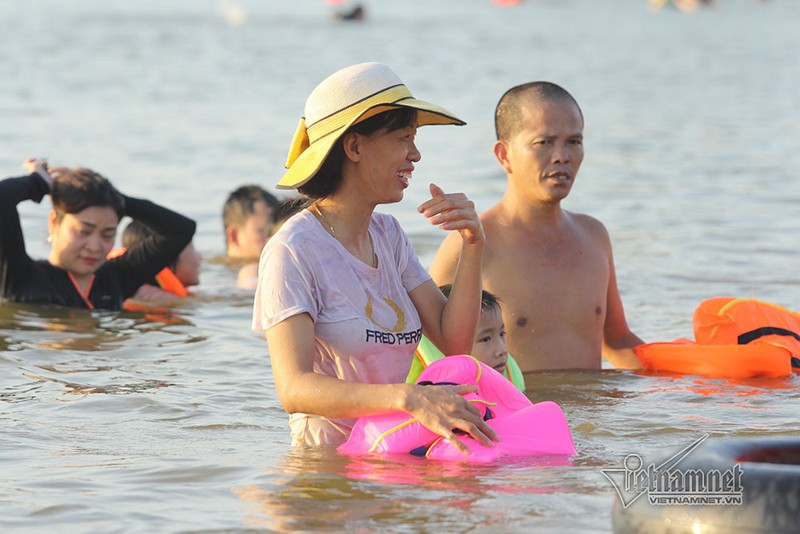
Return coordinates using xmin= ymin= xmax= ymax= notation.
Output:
xmin=252 ymin=62 xmax=498 ymax=454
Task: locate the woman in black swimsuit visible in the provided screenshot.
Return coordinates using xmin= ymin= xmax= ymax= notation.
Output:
xmin=0 ymin=158 xmax=196 ymax=310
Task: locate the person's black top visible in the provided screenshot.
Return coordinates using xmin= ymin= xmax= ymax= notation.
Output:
xmin=0 ymin=173 xmax=196 ymax=310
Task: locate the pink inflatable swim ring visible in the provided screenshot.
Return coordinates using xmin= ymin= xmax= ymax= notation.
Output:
xmin=338 ymin=355 xmax=576 ymax=462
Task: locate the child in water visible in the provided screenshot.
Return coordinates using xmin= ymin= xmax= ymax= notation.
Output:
xmin=117 ymin=220 xmax=201 ymax=304
xmin=408 ymin=284 xmax=525 ymax=391
xmin=440 ymin=284 xmax=508 ymax=373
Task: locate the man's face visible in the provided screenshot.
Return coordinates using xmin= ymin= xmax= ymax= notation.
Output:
xmin=229 ymin=200 xmax=272 ymax=260
xmin=503 ymin=98 xmax=584 ymax=204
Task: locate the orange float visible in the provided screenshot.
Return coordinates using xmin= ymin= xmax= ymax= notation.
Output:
xmin=635 ymin=297 xmax=800 ymax=378
xmin=106 ymin=247 xmax=187 ymax=297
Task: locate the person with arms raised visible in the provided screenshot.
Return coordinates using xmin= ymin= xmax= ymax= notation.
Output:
xmin=0 ymin=158 xmax=195 ymax=310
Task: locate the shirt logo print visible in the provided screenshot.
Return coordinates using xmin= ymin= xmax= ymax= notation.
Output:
xmin=364 ymin=296 xmax=407 ymax=333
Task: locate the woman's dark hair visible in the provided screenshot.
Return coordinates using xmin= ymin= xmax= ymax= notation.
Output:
xmin=50 ymin=167 xmax=125 ymax=221
xmin=298 ymin=107 xmax=417 ymax=199
xmin=272 ymin=196 xmax=306 ymax=225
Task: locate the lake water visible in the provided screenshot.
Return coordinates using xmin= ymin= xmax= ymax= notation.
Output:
xmin=2 ymin=0 xmax=799 ymax=532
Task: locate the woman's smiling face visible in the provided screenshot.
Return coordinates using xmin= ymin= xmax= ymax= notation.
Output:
xmin=348 ymin=119 xmax=421 ymax=205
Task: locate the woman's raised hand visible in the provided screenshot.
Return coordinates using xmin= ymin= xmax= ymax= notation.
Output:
xmin=418 ymin=183 xmax=485 ymax=247
xmin=22 ymin=157 xmax=54 ymax=190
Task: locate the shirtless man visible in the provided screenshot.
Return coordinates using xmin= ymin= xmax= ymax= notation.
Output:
xmin=429 ymin=82 xmax=643 ymax=371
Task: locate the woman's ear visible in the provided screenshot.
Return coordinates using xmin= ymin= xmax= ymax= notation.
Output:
xmin=47 ymin=209 xmax=58 ymax=236
xmin=341 ymin=132 xmax=362 ymax=162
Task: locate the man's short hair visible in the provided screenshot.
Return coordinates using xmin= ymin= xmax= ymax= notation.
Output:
xmin=494 ymin=81 xmax=583 ymax=142
xmin=222 ymin=185 xmax=279 ymax=231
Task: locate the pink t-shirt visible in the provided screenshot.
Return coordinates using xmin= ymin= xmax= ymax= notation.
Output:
xmin=252 ymin=209 xmax=430 ymax=446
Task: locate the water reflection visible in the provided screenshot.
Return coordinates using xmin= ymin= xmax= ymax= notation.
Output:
xmin=0 ymin=302 xmax=198 ymax=402
xmin=235 ymin=445 xmax=577 ymax=531
xmin=526 ymin=370 xmax=640 ymax=406
xmin=633 ymin=371 xmax=799 ymax=399
xmin=19 ymin=370 xmax=171 ymax=397
xmin=0 ymin=302 xmax=195 ymax=352
xmin=232 ymin=366 xmax=799 ymax=531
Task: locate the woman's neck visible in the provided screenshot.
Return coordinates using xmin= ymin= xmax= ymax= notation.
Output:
xmin=313 ymin=198 xmax=377 ymax=268
xmin=314 ymin=195 xmax=374 ymax=243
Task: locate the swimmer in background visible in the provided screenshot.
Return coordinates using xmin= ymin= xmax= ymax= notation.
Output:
xmin=647 ymin=0 xmax=714 ymax=11
xmin=333 ymin=3 xmax=365 ymax=21
xmin=222 ymin=185 xmax=280 ymax=289
xmin=114 ymin=220 xmax=202 ymax=304
xmin=0 ymin=158 xmax=195 ymax=310
xmin=238 ymin=196 xmax=305 ymax=290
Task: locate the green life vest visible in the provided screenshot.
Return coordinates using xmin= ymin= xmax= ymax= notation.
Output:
xmin=406 ymin=335 xmax=526 ymax=392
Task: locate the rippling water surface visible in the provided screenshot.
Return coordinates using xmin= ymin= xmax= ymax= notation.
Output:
xmin=2 ymin=0 xmax=799 ymax=531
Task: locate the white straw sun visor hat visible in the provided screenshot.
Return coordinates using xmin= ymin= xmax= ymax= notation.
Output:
xmin=278 ymin=62 xmax=465 ymax=190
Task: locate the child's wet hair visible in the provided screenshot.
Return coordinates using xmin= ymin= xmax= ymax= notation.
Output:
xmin=438 ymin=283 xmax=502 ymax=313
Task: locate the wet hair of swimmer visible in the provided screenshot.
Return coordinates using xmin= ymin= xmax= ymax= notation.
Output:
xmin=438 ymin=283 xmax=502 ymax=314
xmin=298 ymin=107 xmax=418 ymax=200
xmin=121 ymin=220 xmax=177 ymax=271
xmin=49 ymin=167 xmax=125 ymax=222
xmin=222 ymin=184 xmax=280 ymax=238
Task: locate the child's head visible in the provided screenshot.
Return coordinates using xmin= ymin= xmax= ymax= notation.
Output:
xmin=439 ymin=284 xmax=508 ymax=372
xmin=222 ymin=185 xmax=280 ymax=260
xmin=122 ymin=221 xmax=201 ymax=288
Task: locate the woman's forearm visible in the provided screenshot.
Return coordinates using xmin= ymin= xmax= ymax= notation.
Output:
xmin=439 ymin=241 xmax=483 ymax=355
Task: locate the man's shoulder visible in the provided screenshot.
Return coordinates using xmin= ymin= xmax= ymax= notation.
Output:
xmin=566 ymin=209 xmax=603 ymax=224
xmin=479 ymin=203 xmax=512 ymax=234
xmin=566 ymin=211 xmax=609 ymax=237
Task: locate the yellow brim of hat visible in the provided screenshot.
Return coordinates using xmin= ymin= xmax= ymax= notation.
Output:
xmin=277 ymin=89 xmax=465 ymax=190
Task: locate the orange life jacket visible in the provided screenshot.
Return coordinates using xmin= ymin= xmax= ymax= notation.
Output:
xmin=635 ymin=297 xmax=800 ymax=378
xmin=106 ymin=247 xmax=187 ymax=297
